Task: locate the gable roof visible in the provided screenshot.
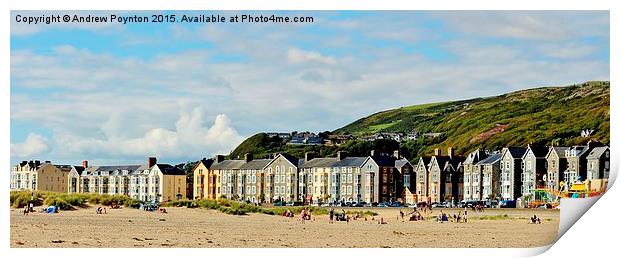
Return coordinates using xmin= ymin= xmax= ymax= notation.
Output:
xmin=477 ymin=153 xmax=502 ymax=165
xmin=264 ymin=153 xmax=299 ymax=168
xmin=72 ymin=166 xmax=85 ymax=175
xmin=370 ymin=155 xmax=396 ymax=167
xmin=464 ymin=149 xmax=486 ymax=165
xmin=503 ymin=147 xmax=527 ymax=159
xmin=525 ymin=144 xmax=548 ymax=158
xmin=586 ymin=146 xmax=609 ymax=159
xmin=394 ymin=159 xmax=412 ymax=169
xmin=240 ymin=159 xmax=272 ymax=170
xmin=302 ymin=158 xmax=338 ymax=168
xmin=547 ymin=146 xmax=570 ymax=159
xmin=155 ymin=164 xmax=185 ymax=175
xmin=209 ymin=160 xmax=246 ymax=170
xmin=333 ymin=157 xmax=368 ymax=167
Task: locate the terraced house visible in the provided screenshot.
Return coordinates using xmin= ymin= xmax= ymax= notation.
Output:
xmin=463 ymin=149 xmax=486 ymax=201
xmin=586 ymin=146 xmax=610 ymax=180
xmin=209 ymin=156 xmax=245 ymax=200
xmin=545 ymin=146 xmax=569 ymax=192
xmin=300 ymin=156 xmax=338 ymax=203
xmin=11 ymin=160 xmax=72 ymax=193
xmin=426 ymin=148 xmax=463 ymax=204
xmin=500 ymin=147 xmax=527 ymax=201
xmin=414 ymin=156 xmax=432 ymax=203
xmin=331 ymin=153 xmax=367 ymax=203
xmin=478 ymin=152 xmax=501 ymax=200
xmin=394 ymin=152 xmax=415 ymax=202
xmin=521 ymin=145 xmax=548 ymax=198
xmin=66 ymin=157 xmax=186 ymax=202
xmin=563 ymin=142 xmax=603 ymax=189
xmin=192 ymin=158 xmax=214 ymax=200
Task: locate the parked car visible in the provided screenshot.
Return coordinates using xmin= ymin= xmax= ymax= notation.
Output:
xmin=355 ymin=202 xmax=366 ymax=207
xmin=432 ymin=202 xmax=448 ymax=208
xmin=500 ymin=200 xmax=516 ymax=208
xmin=274 ymin=201 xmax=285 ymax=207
xmin=485 ymin=200 xmax=500 ymax=208
xmin=390 ymin=201 xmax=402 ymax=207
xmin=377 ymin=202 xmax=389 ymax=208
xmin=310 ymin=202 xmax=324 ymax=207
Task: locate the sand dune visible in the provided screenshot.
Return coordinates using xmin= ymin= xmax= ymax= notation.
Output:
xmin=10 ymin=206 xmax=559 ymax=248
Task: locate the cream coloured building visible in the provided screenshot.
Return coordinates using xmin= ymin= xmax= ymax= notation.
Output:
xmin=11 ymin=160 xmax=71 ymax=193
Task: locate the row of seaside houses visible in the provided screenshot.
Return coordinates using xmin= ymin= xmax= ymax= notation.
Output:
xmin=10 ymin=142 xmax=609 ymax=205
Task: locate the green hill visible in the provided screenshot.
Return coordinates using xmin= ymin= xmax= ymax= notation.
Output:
xmin=230 ymin=81 xmax=610 ymax=160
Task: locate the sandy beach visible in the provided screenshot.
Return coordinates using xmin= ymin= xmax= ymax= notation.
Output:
xmin=10 ymin=206 xmax=559 ymax=248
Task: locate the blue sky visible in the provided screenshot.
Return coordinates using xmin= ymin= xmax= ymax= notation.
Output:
xmin=10 ymin=11 xmax=610 ymax=165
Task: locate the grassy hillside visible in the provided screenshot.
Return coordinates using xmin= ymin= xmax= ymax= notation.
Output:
xmin=231 ymin=81 xmax=610 ymax=160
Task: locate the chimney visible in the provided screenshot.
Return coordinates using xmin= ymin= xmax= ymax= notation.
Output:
xmin=337 ymin=151 xmax=347 ymax=161
xmin=82 ymin=160 xmax=88 ymax=168
xmin=44 ymin=160 xmax=51 ymax=164
xmin=370 ymin=150 xmax=376 ymax=156
xmin=447 ymin=147 xmax=454 ymax=159
xmin=147 ymin=157 xmax=157 ymax=168
xmin=434 ymin=148 xmax=441 ymax=156
xmin=244 ymin=153 xmax=253 ymax=163
xmin=393 ymin=150 xmax=400 ymax=159
xmin=215 ymin=155 xmax=225 ymax=163
xmin=305 ymin=152 xmax=314 ymax=162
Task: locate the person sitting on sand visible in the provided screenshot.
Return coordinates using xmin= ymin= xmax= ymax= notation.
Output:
xmin=23 ymin=206 xmax=29 ymax=216
xmin=329 ymin=209 xmax=334 ymax=224
xmin=377 ymin=217 xmax=387 ymax=225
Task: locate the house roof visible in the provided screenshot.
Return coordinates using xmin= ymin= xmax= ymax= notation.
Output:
xmin=333 ymin=157 xmax=368 ymax=167
xmin=526 ymin=145 xmax=548 ymax=157
xmin=504 ymin=147 xmax=527 ymax=159
xmin=370 ymin=155 xmax=396 ymax=167
xmin=72 ymin=166 xmax=85 ymax=174
xmin=567 ymin=146 xmax=590 ymax=157
xmin=209 ymin=160 xmax=246 ymax=170
xmin=464 ymin=149 xmax=486 ymax=165
xmin=302 ymin=158 xmax=338 ymax=168
xmin=239 ymin=159 xmax=271 ymax=170
xmin=279 ymin=153 xmax=300 ymax=167
xmin=156 ymin=164 xmax=185 ymax=175
xmin=394 ymin=159 xmax=411 ymax=169
xmin=586 ymin=146 xmax=609 ymax=159
xmin=547 ymin=146 xmax=570 ymax=158
xmin=477 ymin=153 xmax=502 ymax=165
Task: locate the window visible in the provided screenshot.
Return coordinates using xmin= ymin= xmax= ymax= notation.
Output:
xmin=347 ymin=174 xmax=353 ymax=183
xmin=347 ymin=186 xmax=352 ymax=194
xmin=404 ymin=175 xmax=410 ymax=186
xmin=527 ymin=161 xmax=532 ymax=170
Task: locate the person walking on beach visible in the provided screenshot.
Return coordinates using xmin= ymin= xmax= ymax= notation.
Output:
xmin=329 ymin=208 xmax=334 ymax=224
xmin=463 ymin=207 xmax=468 ymax=223
xmin=399 ymin=209 xmax=404 ymax=221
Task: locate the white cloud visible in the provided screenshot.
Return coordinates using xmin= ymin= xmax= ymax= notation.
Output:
xmin=287 ymin=48 xmax=337 ymax=65
xmin=52 ymin=108 xmax=244 ymax=162
xmin=11 ymin=133 xmax=51 ymax=158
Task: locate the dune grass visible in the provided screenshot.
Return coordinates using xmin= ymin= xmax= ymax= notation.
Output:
xmin=10 ymin=191 xmax=142 ymax=210
xmin=163 ymin=198 xmax=378 ymax=217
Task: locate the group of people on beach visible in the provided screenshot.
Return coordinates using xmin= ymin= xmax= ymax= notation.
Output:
xmin=96 ymin=206 xmax=107 ymax=214
xmin=299 ymin=208 xmax=312 ymax=222
xmin=22 ymin=202 xmax=34 ymax=215
xmin=530 ymin=214 xmax=542 ymax=224
xmin=435 ymin=209 xmax=468 ymax=223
